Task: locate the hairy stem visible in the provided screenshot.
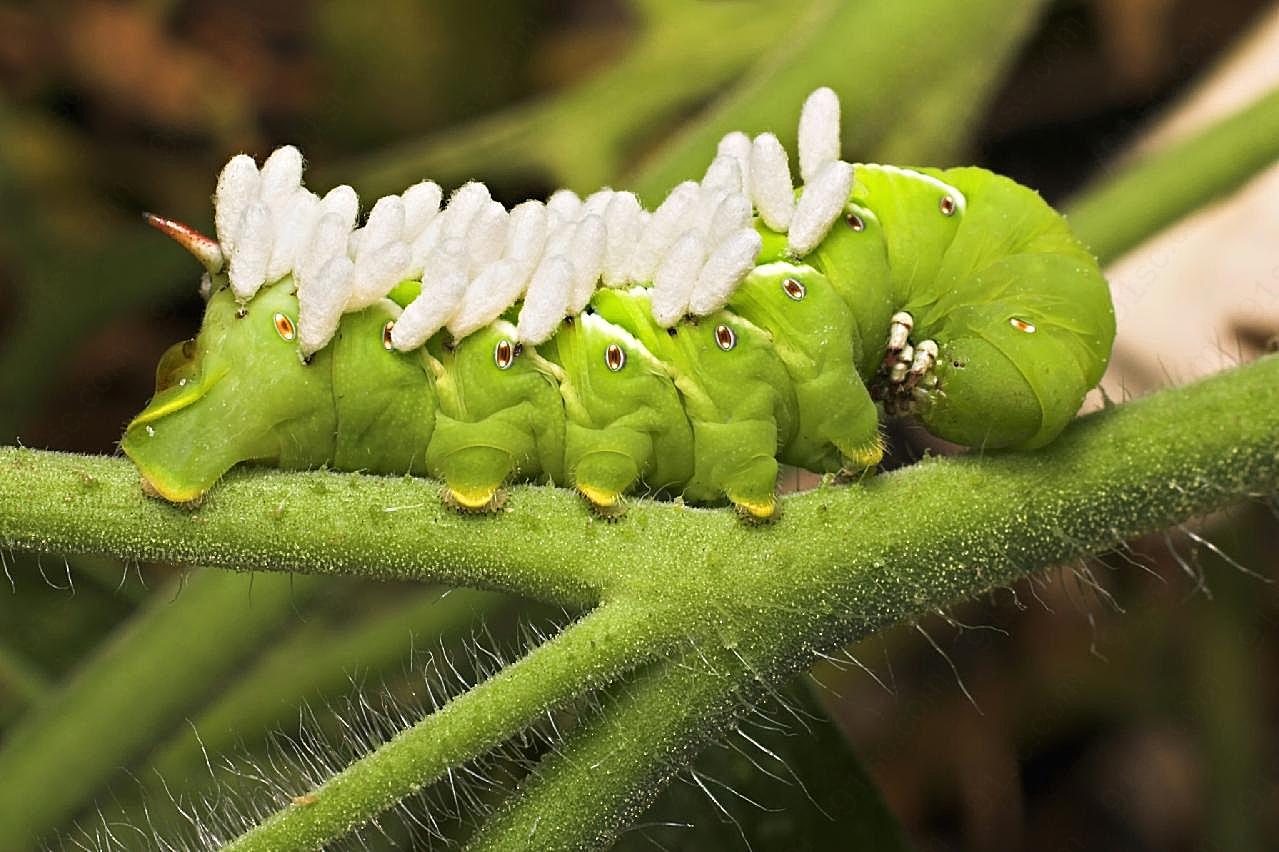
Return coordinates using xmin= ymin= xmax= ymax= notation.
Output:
xmin=3 ymin=355 xmax=1273 ymax=848
xmin=222 ymin=601 xmax=668 ymax=851
xmin=472 ymin=356 xmax=1279 ymax=850
xmin=465 ymin=647 xmax=759 ymax=851
xmin=0 ymin=451 xmax=608 ymax=608
xmin=0 ymin=569 xmax=325 ymax=849
xmin=1066 ymin=85 xmax=1279 ymax=265
xmin=5 ymin=357 xmax=1275 ymax=614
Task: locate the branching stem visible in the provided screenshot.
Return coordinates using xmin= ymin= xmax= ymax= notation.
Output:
xmin=2 ymin=355 xmax=1275 ymax=849
xmin=222 ymin=600 xmax=670 ymax=850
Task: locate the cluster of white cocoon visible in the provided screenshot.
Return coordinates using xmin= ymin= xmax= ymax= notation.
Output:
xmin=210 ymin=87 xmax=858 ymax=355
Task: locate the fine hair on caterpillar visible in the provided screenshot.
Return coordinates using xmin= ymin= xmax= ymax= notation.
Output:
xmin=124 ymin=87 xmax=1114 ymax=521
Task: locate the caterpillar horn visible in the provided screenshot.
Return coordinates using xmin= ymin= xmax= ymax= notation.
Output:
xmin=142 ymin=212 xmax=225 ymax=274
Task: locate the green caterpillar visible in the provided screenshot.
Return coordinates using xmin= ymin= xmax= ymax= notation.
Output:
xmin=122 ymin=88 xmax=1114 ymax=520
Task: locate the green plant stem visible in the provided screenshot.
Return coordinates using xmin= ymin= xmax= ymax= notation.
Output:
xmin=3 ymin=353 xmax=1270 ymax=849
xmin=466 ymin=647 xmax=759 ymax=851
xmin=628 ymin=0 xmax=1048 ymax=200
xmin=472 ymin=652 xmax=913 ymax=850
xmin=471 ymin=366 xmax=1279 ymax=851
xmin=0 ymin=569 xmax=326 ymax=849
xmin=4 ymin=357 xmax=1275 ymax=613
xmin=146 ymin=587 xmax=510 ymax=785
xmin=0 ymin=451 xmax=608 ymax=608
xmin=1065 ymin=85 xmax=1279 ymax=265
xmin=222 ymin=601 xmax=667 ymax=851
xmin=0 ymin=638 xmax=49 ymax=709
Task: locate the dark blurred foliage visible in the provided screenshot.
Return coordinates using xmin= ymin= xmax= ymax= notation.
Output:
xmin=0 ymin=1 xmax=1277 ymax=850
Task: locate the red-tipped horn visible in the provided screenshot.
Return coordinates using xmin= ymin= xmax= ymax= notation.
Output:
xmin=143 ymin=212 xmax=225 ymax=274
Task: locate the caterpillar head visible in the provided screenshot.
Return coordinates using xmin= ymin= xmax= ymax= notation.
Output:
xmin=122 ymin=273 xmax=336 ymax=502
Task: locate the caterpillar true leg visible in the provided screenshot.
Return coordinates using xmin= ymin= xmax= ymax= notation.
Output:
xmin=883 ymin=310 xmax=914 ymax=370
xmin=903 ymin=339 xmax=938 ymax=390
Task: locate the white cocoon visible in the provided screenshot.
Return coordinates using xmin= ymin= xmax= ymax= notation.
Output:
xmin=214 ymin=154 xmax=260 ymax=253
xmin=749 ymin=133 xmax=794 ymax=232
xmin=716 ymin=131 xmax=752 ymax=191
xmin=706 ymin=192 xmax=752 ymax=247
xmin=298 ymin=255 xmax=354 ymax=356
xmin=651 ymin=231 xmax=706 ymax=327
xmin=391 ymin=247 xmax=468 ymax=351
xmin=319 ymin=185 xmax=359 ymax=229
xmin=363 ymin=195 xmax=406 ymax=247
xmin=567 ymin=214 xmax=606 ymax=314
xmin=701 ymin=155 xmax=744 ymax=197
xmin=441 ymin=182 xmax=492 ymax=242
xmin=788 ymin=160 xmax=854 ymax=256
xmin=259 ymin=146 xmax=304 ymax=214
xmin=408 ymin=215 xmax=445 ymax=277
xmin=798 ymin=87 xmax=841 ymax=183
xmin=267 ymin=189 xmax=320 ymax=281
xmin=627 ymin=181 xmax=699 ymax=284
xmin=602 ymin=192 xmax=642 ymax=287
xmin=690 ymin=188 xmax=727 ymax=239
xmin=466 ymin=201 xmax=510 ymax=277
xmin=298 ymin=212 xmax=352 ymax=287
xmin=689 ymin=228 xmax=762 ymax=316
xmin=448 ymin=258 xmax=528 ymax=340
xmin=348 ymin=241 xmax=410 ymax=310
xmin=502 ymin=200 xmax=546 ymax=268
xmin=546 ymin=188 xmax=582 ymax=227
xmin=402 ymin=180 xmax=443 ymax=238
xmin=228 ymin=201 xmax=273 ymax=301
xmin=516 ymin=256 xmax=574 ymax=344
xmin=582 ymin=189 xmax=614 ymax=220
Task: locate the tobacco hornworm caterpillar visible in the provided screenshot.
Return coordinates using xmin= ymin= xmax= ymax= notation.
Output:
xmin=123 ymin=88 xmax=1114 ymax=520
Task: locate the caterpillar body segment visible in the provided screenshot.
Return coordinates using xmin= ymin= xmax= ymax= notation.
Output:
xmin=330 ymin=296 xmax=437 ymax=476
xmin=590 ymin=288 xmax=800 ymax=519
xmin=123 ymin=88 xmax=1115 ymax=519
xmin=724 ymin=257 xmax=882 ymax=473
xmin=123 ymin=278 xmax=337 ymax=502
xmin=536 ymin=312 xmax=694 ymax=512
xmin=424 ymin=321 xmax=566 ymax=511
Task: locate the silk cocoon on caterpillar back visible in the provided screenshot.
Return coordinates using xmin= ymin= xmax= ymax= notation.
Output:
xmin=122 ymin=88 xmax=1114 ymax=520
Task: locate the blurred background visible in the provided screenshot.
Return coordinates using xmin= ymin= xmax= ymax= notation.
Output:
xmin=1 ymin=1 xmax=1277 ymax=849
